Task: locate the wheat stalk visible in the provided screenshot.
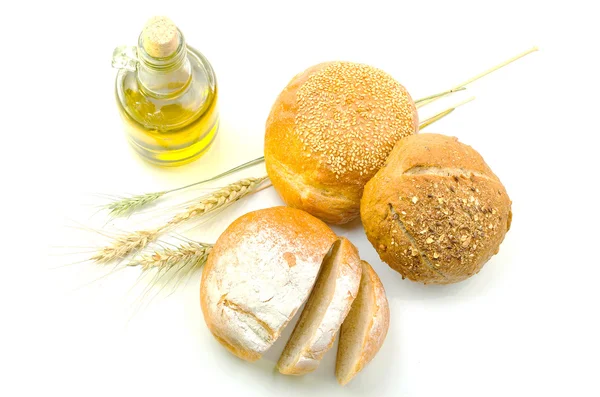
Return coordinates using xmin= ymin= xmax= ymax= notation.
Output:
xmin=91 ymin=176 xmax=269 ymax=265
xmin=105 ymin=156 xmax=265 ymax=217
xmin=129 ymin=241 xmax=213 ymax=272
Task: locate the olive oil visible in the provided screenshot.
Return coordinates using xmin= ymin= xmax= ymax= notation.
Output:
xmin=113 ymin=17 xmax=219 ymax=166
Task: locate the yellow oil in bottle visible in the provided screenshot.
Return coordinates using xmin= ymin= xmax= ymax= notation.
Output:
xmin=117 ymin=83 xmax=219 ymax=166
xmin=114 ymin=17 xmax=219 ymax=166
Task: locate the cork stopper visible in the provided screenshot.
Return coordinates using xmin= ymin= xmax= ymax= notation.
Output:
xmin=142 ymin=16 xmax=179 ymax=58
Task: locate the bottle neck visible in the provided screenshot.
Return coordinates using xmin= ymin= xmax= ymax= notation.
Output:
xmin=136 ymin=30 xmax=192 ymax=98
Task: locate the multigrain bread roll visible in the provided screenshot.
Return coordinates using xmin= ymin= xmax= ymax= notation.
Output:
xmin=265 ymin=61 xmax=419 ymax=225
xmin=278 ymin=238 xmax=362 ymax=375
xmin=361 ymin=134 xmax=512 ymax=284
xmin=336 ymin=260 xmax=390 ymax=386
xmin=200 ymin=207 xmax=337 ymax=361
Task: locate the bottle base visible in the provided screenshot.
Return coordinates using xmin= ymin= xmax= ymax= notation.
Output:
xmin=128 ymin=119 xmax=219 ymax=167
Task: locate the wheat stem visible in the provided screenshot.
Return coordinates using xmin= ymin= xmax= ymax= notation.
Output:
xmin=418 ymin=96 xmax=476 ymax=130
xmin=91 ymin=176 xmax=269 ymax=265
xmin=105 ymin=156 xmax=265 ymax=217
xmin=167 ymin=157 xmax=266 ymax=194
xmin=414 ymin=87 xmax=467 ymax=105
xmin=415 ymin=46 xmax=538 ymax=108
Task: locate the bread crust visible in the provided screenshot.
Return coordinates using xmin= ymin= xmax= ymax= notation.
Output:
xmin=277 ymin=238 xmax=362 ymax=375
xmin=265 ymin=61 xmax=418 ymax=224
xmin=361 ymin=133 xmax=512 ymax=284
xmin=200 ymin=207 xmax=337 ymax=361
xmin=336 ymin=260 xmax=390 ymax=385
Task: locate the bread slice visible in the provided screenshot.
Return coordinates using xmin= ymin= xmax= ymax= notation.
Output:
xmin=336 ymin=260 xmax=390 ymax=385
xmin=277 ymin=237 xmax=362 ymax=375
xmin=200 ymin=207 xmax=338 ymax=362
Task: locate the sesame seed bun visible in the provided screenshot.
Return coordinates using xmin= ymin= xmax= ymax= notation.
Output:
xmin=360 ymin=134 xmax=512 ymax=284
xmin=265 ymin=62 xmax=419 ymax=224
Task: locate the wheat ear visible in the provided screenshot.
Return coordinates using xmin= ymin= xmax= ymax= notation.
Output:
xmin=158 ymin=176 xmax=269 ymax=232
xmin=90 ymin=230 xmax=158 ymax=264
xmin=91 ymin=176 xmax=269 ymax=264
xmin=128 ymin=241 xmax=213 ymax=272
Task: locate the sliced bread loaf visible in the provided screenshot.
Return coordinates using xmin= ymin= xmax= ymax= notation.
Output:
xmin=200 ymin=207 xmax=337 ymax=361
xmin=277 ymin=237 xmax=362 ymax=375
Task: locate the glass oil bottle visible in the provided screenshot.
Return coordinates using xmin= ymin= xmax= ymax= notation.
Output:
xmin=112 ymin=17 xmax=219 ymax=166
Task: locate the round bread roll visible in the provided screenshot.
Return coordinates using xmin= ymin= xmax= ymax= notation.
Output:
xmin=200 ymin=206 xmax=337 ymax=361
xmin=265 ymin=61 xmax=419 ymax=225
xmin=361 ymin=134 xmax=512 ymax=284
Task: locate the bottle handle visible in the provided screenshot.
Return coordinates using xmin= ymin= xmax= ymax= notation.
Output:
xmin=112 ymin=45 xmax=139 ymax=71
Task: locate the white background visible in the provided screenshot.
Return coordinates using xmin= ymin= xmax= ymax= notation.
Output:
xmin=2 ymin=1 xmax=599 ymax=396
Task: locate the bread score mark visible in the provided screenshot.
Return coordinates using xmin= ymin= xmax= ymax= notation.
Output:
xmin=219 ymin=296 xmax=277 ymax=342
xmin=388 ymin=204 xmax=448 ymax=281
xmin=402 ymin=165 xmax=500 ymax=185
